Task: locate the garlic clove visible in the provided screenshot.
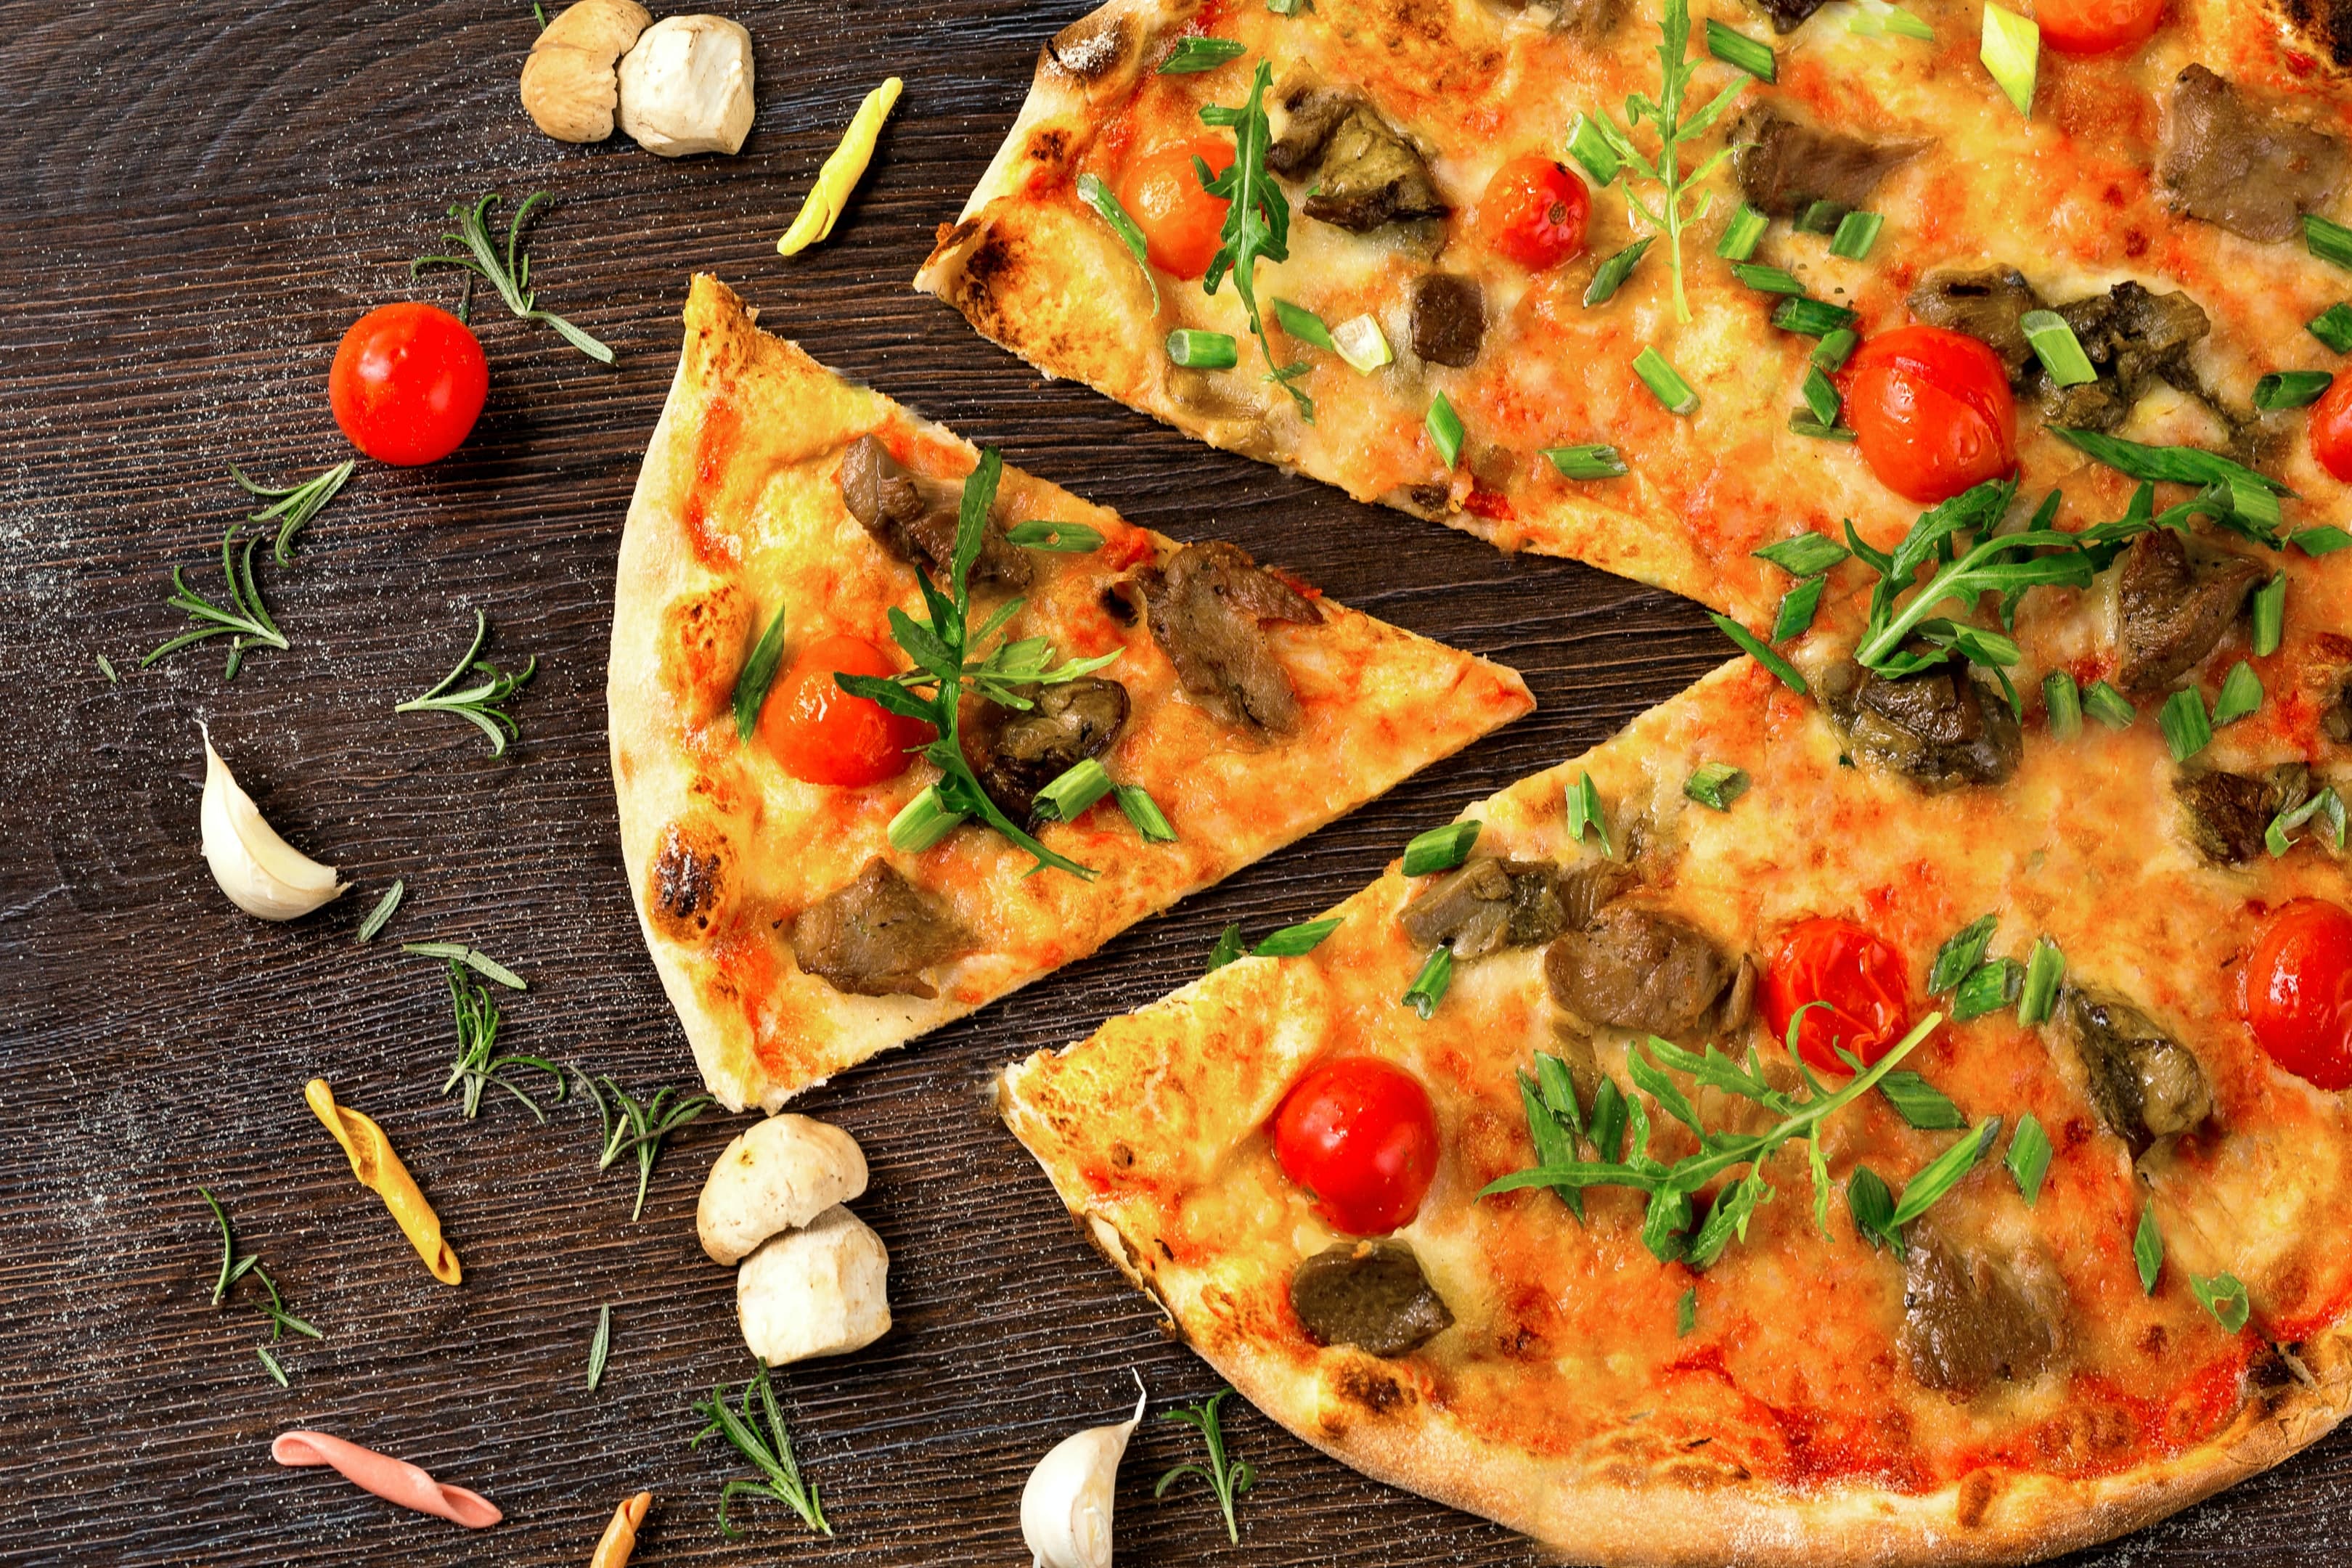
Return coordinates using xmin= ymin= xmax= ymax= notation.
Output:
xmin=1020 ymin=1375 xmax=1148 ymax=1568
xmin=199 ymin=731 xmax=347 ymax=921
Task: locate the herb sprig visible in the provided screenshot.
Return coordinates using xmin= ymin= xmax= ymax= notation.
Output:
xmin=144 ymin=526 xmax=290 ymax=680
xmin=579 ymin=1072 xmax=714 ymax=1221
xmin=691 ymin=1359 xmax=833 ymax=1538
xmin=1156 ymin=1387 xmax=1256 ymax=1543
xmin=198 ymin=1187 xmax=322 ymax=1385
xmin=412 ymin=192 xmax=613 ymax=363
xmin=395 ymin=611 xmax=536 ymax=757
xmin=834 ymin=450 xmax=1120 ymax=878
xmin=232 ymin=460 xmax=354 ymax=564
xmin=1196 ymin=61 xmax=1313 ymax=417
xmin=438 ymin=959 xmax=565 ymax=1119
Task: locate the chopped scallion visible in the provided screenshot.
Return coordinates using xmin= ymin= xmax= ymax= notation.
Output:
xmin=1797 ymin=200 xmax=1845 ymax=234
xmin=1980 ymin=4 xmax=2039 ymax=118
xmin=1787 ymin=412 xmax=1856 ymax=441
xmin=1716 ymin=203 xmax=1769 ymax=261
xmin=1166 ymin=329 xmax=1238 ymax=369
xmin=2254 ymin=369 xmax=2333 ymax=411
xmin=2253 ymin=573 xmax=2285 ymax=658
xmin=1034 ymin=758 xmax=1114 ymax=822
xmin=1253 ymin=916 xmax=1342 ymax=959
xmin=2006 ymin=1111 xmax=2051 ymax=1204
xmin=1633 ymin=346 xmax=1698 ymax=414
xmin=1853 ymin=0 xmax=1936 ymax=38
xmin=1330 ymin=313 xmax=1392 ymax=373
xmin=1888 ymin=1118 xmax=2002 ymax=1228
xmin=2018 ymin=936 xmax=2065 ymax=1026
xmin=1683 ymin=761 xmax=1750 ymax=812
xmin=1566 ymin=770 xmax=1612 ymax=855
xmin=2212 ymin=661 xmax=2263 ymax=727
xmin=2293 ymin=524 xmax=2352 ymax=556
xmin=1928 ymin=914 xmax=1998 ymax=994
xmin=1754 ymin=534 xmax=1848 ymax=577
xmin=1159 ymin=36 xmax=1246 ymax=72
xmin=1567 ymin=113 xmax=1622 ymax=186
xmin=1829 ymin=210 xmax=1884 ymax=260
xmin=1732 ymin=261 xmax=1805 ymax=295
xmin=1115 ymin=783 xmax=1177 ymax=843
xmin=2309 ymin=302 xmax=2352 ymax=354
xmin=2159 ymin=687 xmax=2211 ymax=761
xmin=1811 ymin=328 xmax=1859 ymax=372
xmin=1271 ymin=298 xmax=1335 ymax=350
xmin=1771 ymin=295 xmax=1857 ymax=337
xmin=2305 ymin=212 xmax=2352 ymax=270
xmin=1543 ymin=443 xmax=1628 ymax=480
xmin=1877 ymin=1070 xmax=1965 ymax=1130
xmin=1584 ymin=238 xmax=1652 ymax=307
xmin=1401 ymin=819 xmax=1482 ymax=877
xmin=1709 ymin=612 xmax=1808 ymax=693
xmin=1771 ymin=576 xmax=1825 ymax=641
xmin=2190 ymin=1271 xmax=2251 ymax=1333
xmin=888 ymin=785 xmax=965 ymax=852
xmin=1952 ymin=957 xmax=2022 ymax=1021
xmin=1426 ymin=392 xmax=1465 ymax=467
xmin=1704 ymin=19 xmax=1776 ymax=81
xmin=2020 ymin=309 xmax=2095 ymax=387
xmin=1801 ymin=364 xmax=1840 ymax=426
xmin=2043 ymin=671 xmax=2082 ymax=739
xmin=1401 ymin=947 xmax=1453 ymax=1019
xmin=2268 ymin=786 xmax=2347 ymax=857
xmin=2083 ymin=679 xmax=2136 ymax=728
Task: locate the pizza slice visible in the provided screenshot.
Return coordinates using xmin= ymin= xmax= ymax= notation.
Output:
xmin=918 ymin=0 xmax=2352 ymax=631
xmin=608 ymin=275 xmax=1533 ymax=1109
xmin=1000 ymin=650 xmax=2352 ymax=1563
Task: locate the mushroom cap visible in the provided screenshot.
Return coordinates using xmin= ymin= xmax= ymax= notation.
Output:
xmin=616 ymin=15 xmax=756 ymax=158
xmin=520 ymin=0 xmax=653 ymax=142
xmin=736 ymin=1205 xmax=892 ymax=1365
xmin=696 ymin=1113 xmax=868 ymax=1265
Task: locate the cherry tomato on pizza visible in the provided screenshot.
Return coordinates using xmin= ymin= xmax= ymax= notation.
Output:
xmin=760 ymin=634 xmax=933 ymax=787
xmin=1114 ymin=136 xmax=1235 ymax=280
xmin=2305 ymin=374 xmax=2352 ymax=484
xmin=1763 ymin=918 xmax=1913 ymax=1075
xmin=2034 ymin=0 xmax=2167 ymax=54
xmin=1271 ymin=1057 xmax=1441 ymax=1235
xmin=1475 ymin=155 xmax=1591 ymax=271
xmin=2241 ymin=899 xmax=2352 ymax=1091
xmin=1842 ymin=325 xmax=2018 ymax=505
xmin=327 ymin=302 xmax=489 ymax=467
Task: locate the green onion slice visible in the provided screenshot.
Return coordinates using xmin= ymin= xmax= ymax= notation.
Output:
xmin=1847 ymin=1165 xmax=1898 ymax=1251
xmin=1710 ymin=612 xmax=1809 ymax=693
xmin=1928 ymin=914 xmax=1998 ymax=994
xmin=1166 ymin=329 xmax=1238 ymax=369
xmin=2254 ymin=369 xmax=2333 ymax=411
xmin=1951 ymin=958 xmax=2022 ymax=1021
xmin=2083 ymin=679 xmax=2136 ymax=728
xmin=1890 ymin=1118 xmax=2003 ymax=1228
xmin=1034 ymin=758 xmax=1114 ymax=822
xmin=2212 ymin=660 xmax=2263 ymax=727
xmin=2268 ymin=786 xmax=2347 ymax=857
xmin=1717 ymin=203 xmax=1769 ymax=261
xmin=1402 ymin=819 xmax=1482 ymax=877
xmin=2190 ymin=1271 xmax=2251 ymax=1332
xmin=1634 ymin=346 xmax=1698 ymax=414
xmin=1788 ymin=413 xmax=1857 ymax=442
xmin=1426 ymin=392 xmax=1465 ymax=468
xmin=1829 ymin=210 xmax=1884 ymax=260
xmin=1271 ymin=297 xmax=1335 ymax=349
xmin=1159 ymin=36 xmax=1246 ymax=72
xmin=1812 ymin=328 xmax=1860 ymax=372
xmin=2306 ymin=211 xmax=2352 ymax=270
xmin=1877 ymin=1069 xmax=1965 ymax=1131
xmin=2252 ymin=573 xmax=2285 ymax=659
xmin=1075 ymin=173 xmax=1160 ymax=311
xmin=1772 ymin=295 xmax=1858 ymax=337
xmin=1980 ymin=4 xmax=2039 ymax=118
xmin=1567 ymin=113 xmax=1622 ymax=186
xmin=2042 ymin=671 xmax=2083 ymax=739
xmin=1683 ymin=761 xmax=1750 ymax=811
xmin=2006 ymin=1111 xmax=2052 ymax=1203
xmin=1401 ymin=946 xmax=1453 ymax=1019
xmin=1797 ymin=200 xmax=1845 ymax=234
xmin=1733 ymin=262 xmax=1805 ymax=295
xmin=1755 ymin=534 xmax=1848 ymax=577
xmin=1005 ymin=519 xmax=1106 ymax=552
xmin=1253 ymin=916 xmax=1342 ymax=959
xmin=2020 ymin=309 xmax=2096 ymax=387
xmin=1543 ymin=443 xmax=1628 ymax=480
xmin=888 ymin=785 xmax=965 ymax=852
xmin=1205 ymin=923 xmax=1246 ymax=972
xmin=730 ymin=604 xmax=791 ymax=741
xmin=2309 ymin=302 xmax=2352 ymax=354
xmin=1566 ymin=770 xmax=1612 ymax=854
xmin=1585 ymin=238 xmax=1653 ymax=307
xmin=2159 ymin=687 xmax=2211 ymax=761
xmin=1771 ymin=576 xmax=1825 ymax=641
xmin=1115 ymin=783 xmax=1177 ymax=843
xmin=1330 ymin=313 xmax=1392 ymax=373
xmin=2293 ymin=524 xmax=2352 ymax=556
xmin=1705 ymin=19 xmax=1776 ymax=81
xmin=1802 ymin=364 xmax=1841 ymax=426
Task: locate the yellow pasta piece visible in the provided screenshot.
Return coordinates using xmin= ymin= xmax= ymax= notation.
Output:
xmin=304 ymin=1078 xmax=462 ymax=1286
xmin=776 ymin=76 xmax=902 ymax=256
xmin=589 ymin=1490 xmax=652 ymax=1568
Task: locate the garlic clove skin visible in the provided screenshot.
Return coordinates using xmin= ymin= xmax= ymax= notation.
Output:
xmin=199 ymin=732 xmax=347 ymax=920
xmin=1020 ymin=1377 xmax=1147 ymax=1568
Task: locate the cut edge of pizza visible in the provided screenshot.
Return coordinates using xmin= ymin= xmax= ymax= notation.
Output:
xmin=609 ymin=274 xmax=1534 ymax=1111
xmin=998 ymin=652 xmax=2352 ymax=1566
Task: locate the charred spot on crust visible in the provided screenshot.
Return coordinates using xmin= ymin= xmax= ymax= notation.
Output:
xmin=651 ymin=824 xmax=725 ymax=940
xmin=945 ymin=224 xmax=1020 ymax=338
xmin=1331 ymin=1359 xmax=1411 ymax=1415
xmin=1955 ymin=1470 xmax=2001 ymax=1530
xmin=1028 ymin=127 xmax=1071 ymax=171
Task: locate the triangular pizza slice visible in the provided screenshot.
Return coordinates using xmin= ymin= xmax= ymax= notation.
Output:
xmin=609 ymin=276 xmax=1533 ymax=1108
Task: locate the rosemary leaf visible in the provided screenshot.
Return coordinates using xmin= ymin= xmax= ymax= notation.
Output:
xmin=395 ymin=611 xmax=536 ymax=757
xmin=1156 ymin=1388 xmax=1256 ymax=1543
xmin=588 ymin=1304 xmax=613 ymax=1392
xmin=690 ymin=1359 xmax=833 ymax=1538
xmin=412 ymin=192 xmax=613 ymax=362
xmin=356 ymin=880 xmax=406 ymax=945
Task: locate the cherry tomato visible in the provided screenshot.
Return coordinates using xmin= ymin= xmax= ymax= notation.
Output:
xmin=1114 ymin=136 xmax=1235 ymax=280
xmin=2242 ymin=899 xmax=2352 ymax=1090
xmin=1842 ymin=324 xmax=2018 ymax=505
xmin=1475 ymin=155 xmax=1591 ymax=271
xmin=759 ymin=634 xmax=933 ymax=788
xmin=2306 ymin=374 xmax=2352 ymax=484
xmin=1271 ymin=1058 xmax=1441 ymax=1236
xmin=2035 ymin=0 xmax=2167 ymax=54
xmin=1762 ymin=918 xmax=1914 ymax=1075
xmin=327 ymin=302 xmax=489 ymax=467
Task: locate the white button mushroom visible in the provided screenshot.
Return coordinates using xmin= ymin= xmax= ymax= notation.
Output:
xmin=696 ymin=1114 xmax=868 ymax=1266
xmin=1019 ymin=1378 xmax=1148 ymax=1568
xmin=736 ymin=1204 xmax=891 ymax=1365
xmin=519 ymin=0 xmax=652 ymax=143
xmin=616 ymin=15 xmax=756 ymax=158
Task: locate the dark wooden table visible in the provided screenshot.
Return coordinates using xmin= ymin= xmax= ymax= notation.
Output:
xmin=3 ymin=2 xmax=2345 ymax=1563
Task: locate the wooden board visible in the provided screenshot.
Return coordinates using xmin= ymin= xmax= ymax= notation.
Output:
xmin=0 ymin=1 xmax=2345 ymax=1561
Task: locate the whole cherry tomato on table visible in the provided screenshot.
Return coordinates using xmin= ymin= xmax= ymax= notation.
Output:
xmin=2304 ymin=374 xmax=2352 ymax=484
xmin=759 ymin=634 xmax=933 ymax=787
xmin=2034 ymin=0 xmax=2167 ymax=54
xmin=2241 ymin=899 xmax=2352 ymax=1090
xmin=1271 ymin=1057 xmax=1441 ymax=1236
xmin=1842 ymin=324 xmax=2017 ymax=504
xmin=327 ymin=301 xmax=489 ymax=466
xmin=1475 ymin=155 xmax=1591 ymax=270
xmin=1762 ymin=917 xmax=1914 ymax=1075
xmin=1114 ymin=136 xmax=1235 ymax=280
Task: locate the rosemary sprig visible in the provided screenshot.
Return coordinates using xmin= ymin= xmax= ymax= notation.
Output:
xmin=231 ymin=459 xmax=354 ymax=564
xmin=395 ymin=611 xmax=536 ymax=757
xmin=690 ymin=1359 xmax=833 ymax=1538
xmin=833 ymin=449 xmax=1121 ymax=879
xmin=1156 ymin=1387 xmax=1256 ymax=1543
xmin=143 ymin=525 xmax=290 ymax=680
xmin=412 ymin=191 xmax=613 ymax=363
xmin=1578 ymin=0 xmax=1749 ymax=324
xmin=1196 ymin=60 xmax=1313 ymax=418
xmin=438 ymin=959 xmax=565 ymax=1119
xmin=197 ymin=1188 xmax=321 ymax=1384
xmin=578 ymin=1071 xmax=714 ymax=1221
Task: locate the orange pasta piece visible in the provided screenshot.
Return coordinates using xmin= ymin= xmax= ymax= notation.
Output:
xmin=303 ymin=1078 xmax=461 ymax=1286
xmin=589 ymin=1491 xmax=652 ymax=1568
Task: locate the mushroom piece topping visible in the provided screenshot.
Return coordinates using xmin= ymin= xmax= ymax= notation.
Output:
xmin=2175 ymin=764 xmax=2309 ymax=867
xmin=837 ymin=434 xmax=1033 ymax=590
xmin=2113 ymin=530 xmax=2263 ymax=694
xmin=1906 ymin=268 xmax=2045 ymax=385
xmin=967 ymin=677 xmax=1132 ymax=821
xmin=1818 ymin=661 xmax=2023 ymax=792
xmin=1135 ymin=542 xmax=1324 ymax=733
xmin=2054 ymin=985 xmax=2214 ymax=1153
xmin=1491 ymin=0 xmax=1633 ymax=35
xmin=1751 ymin=0 xmax=1832 ymax=31
xmin=1267 ymin=86 xmax=1449 ymax=232
xmin=1545 ymin=905 xmax=1736 ymax=1039
xmin=1400 ymin=857 xmax=1632 ymax=960
xmin=1408 ymin=274 xmax=1487 ymax=368
xmin=1899 ymin=1226 xmax=2070 ymax=1397
xmin=790 ymin=858 xmax=975 ymax=998
xmin=1290 ymin=1240 xmax=1454 ymax=1357
xmin=2157 ymin=65 xmax=2346 ymax=244
xmin=1730 ymin=105 xmax=1922 ymax=219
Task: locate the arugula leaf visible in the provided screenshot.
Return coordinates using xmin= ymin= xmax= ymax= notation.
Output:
xmin=1847 ymin=1164 xmax=1898 ymax=1251
xmin=1196 ymin=62 xmax=1312 ymax=418
xmin=2133 ymin=1201 xmax=2164 ymax=1294
xmin=1076 ymin=173 xmax=1161 ymax=311
xmin=2189 ymin=1271 xmax=2250 ymax=1333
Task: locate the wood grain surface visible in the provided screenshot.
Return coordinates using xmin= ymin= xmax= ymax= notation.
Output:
xmin=1 ymin=1 xmax=2345 ymax=1563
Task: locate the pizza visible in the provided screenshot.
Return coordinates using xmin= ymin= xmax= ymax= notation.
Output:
xmin=607 ymin=274 xmax=1534 ymax=1111
xmin=916 ymin=0 xmax=2352 ymax=633
xmin=1000 ymin=640 xmax=2352 ymax=1564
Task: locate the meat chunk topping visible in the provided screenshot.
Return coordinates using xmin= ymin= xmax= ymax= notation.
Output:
xmin=1290 ymin=1240 xmax=1454 ymax=1357
xmin=791 ymin=858 xmax=974 ymax=999
xmin=1820 ymin=661 xmax=2023 ymax=791
xmin=1731 ymin=105 xmax=1922 ymax=218
xmin=1906 ymin=268 xmax=2044 ymax=383
xmin=1400 ymin=857 xmax=1632 ymax=960
xmin=1135 ymin=541 xmax=1323 ymax=733
xmin=2113 ymin=530 xmax=2262 ymax=693
xmin=1900 ymin=1226 xmax=2069 ymax=1397
xmin=2054 ymin=986 xmax=2214 ymax=1152
xmin=1268 ymin=85 xmax=1448 ymax=232
xmin=837 ymin=434 xmax=1032 ymax=589
xmin=1409 ymin=273 xmax=1487 ymax=368
xmin=2158 ymin=65 xmax=2346 ymax=243
xmin=966 ymin=677 xmax=1130 ymax=821
xmin=1545 ymin=905 xmax=1736 ymax=1039
xmin=2176 ymin=764 xmax=2309 ymax=865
